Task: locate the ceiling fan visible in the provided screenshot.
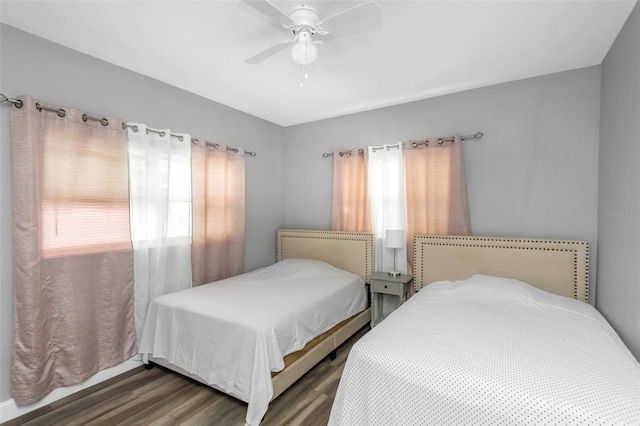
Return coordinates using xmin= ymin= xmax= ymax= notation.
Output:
xmin=243 ymin=0 xmax=381 ymax=67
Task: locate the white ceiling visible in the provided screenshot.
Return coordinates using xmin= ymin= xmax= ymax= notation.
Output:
xmin=0 ymin=1 xmax=636 ymax=127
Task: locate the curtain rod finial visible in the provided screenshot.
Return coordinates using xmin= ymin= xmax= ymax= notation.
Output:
xmin=1 ymin=93 xmax=23 ymax=108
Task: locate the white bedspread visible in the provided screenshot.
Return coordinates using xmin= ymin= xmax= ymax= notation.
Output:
xmin=138 ymin=258 xmax=366 ymax=426
xmin=329 ymin=274 xmax=640 ymax=425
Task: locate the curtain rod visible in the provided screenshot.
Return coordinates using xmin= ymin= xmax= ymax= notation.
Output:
xmin=123 ymin=124 xmax=257 ymax=156
xmin=322 ymin=132 xmax=484 ymax=158
xmin=1 ymin=94 xmax=257 ymax=157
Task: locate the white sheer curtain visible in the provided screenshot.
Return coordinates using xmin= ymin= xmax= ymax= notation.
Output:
xmin=367 ymin=145 xmax=408 ymax=275
xmin=126 ymin=124 xmax=192 ymax=340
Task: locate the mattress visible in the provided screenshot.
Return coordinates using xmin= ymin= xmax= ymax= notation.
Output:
xmin=138 ymin=258 xmax=366 ymax=426
xmin=329 ymin=274 xmax=640 ymax=425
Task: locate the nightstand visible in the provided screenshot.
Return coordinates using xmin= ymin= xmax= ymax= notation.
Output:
xmin=370 ymin=272 xmax=413 ymax=327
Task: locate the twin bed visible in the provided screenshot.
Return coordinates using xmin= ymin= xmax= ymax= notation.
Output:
xmin=138 ymin=229 xmax=374 ymax=426
xmin=138 ymin=231 xmax=640 ymax=425
xmin=329 ymin=236 xmax=640 ymax=425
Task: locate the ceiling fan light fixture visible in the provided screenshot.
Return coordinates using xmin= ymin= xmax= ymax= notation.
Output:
xmin=291 ymin=37 xmax=317 ymax=65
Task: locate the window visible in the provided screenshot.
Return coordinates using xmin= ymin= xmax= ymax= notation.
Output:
xmin=40 ymin=131 xmax=131 ymax=257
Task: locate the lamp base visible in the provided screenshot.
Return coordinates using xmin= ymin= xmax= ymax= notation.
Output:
xmin=387 ymin=270 xmax=400 ymax=277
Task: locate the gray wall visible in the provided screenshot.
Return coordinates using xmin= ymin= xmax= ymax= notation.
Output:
xmin=283 ymin=68 xmax=601 ymax=286
xmin=597 ymin=2 xmax=640 ymax=360
xmin=0 ymin=24 xmax=284 ymax=401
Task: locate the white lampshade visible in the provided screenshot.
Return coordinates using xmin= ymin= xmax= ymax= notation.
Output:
xmin=385 ymin=230 xmax=404 ymax=249
xmin=291 ymin=39 xmax=318 ymax=65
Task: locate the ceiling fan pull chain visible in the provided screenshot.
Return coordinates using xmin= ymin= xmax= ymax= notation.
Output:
xmin=305 ymin=42 xmax=309 ymax=80
xmin=300 ymin=40 xmax=311 ymax=88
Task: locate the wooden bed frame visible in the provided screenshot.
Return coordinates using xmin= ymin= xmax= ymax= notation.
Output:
xmin=149 ymin=229 xmax=374 ymax=403
xmin=413 ymin=235 xmax=590 ymax=301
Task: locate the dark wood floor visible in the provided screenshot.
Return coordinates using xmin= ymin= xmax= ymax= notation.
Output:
xmin=5 ymin=327 xmax=369 ymax=426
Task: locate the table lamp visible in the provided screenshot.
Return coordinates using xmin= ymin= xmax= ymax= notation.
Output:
xmin=385 ymin=229 xmax=404 ymax=277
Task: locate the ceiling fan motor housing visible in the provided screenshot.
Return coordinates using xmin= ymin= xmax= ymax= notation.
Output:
xmin=289 ymin=5 xmax=320 ymax=32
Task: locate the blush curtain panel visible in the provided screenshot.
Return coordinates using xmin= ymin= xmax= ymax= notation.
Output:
xmin=404 ymin=135 xmax=472 ymax=270
xmin=330 ymin=149 xmax=371 ymax=232
xmin=10 ymin=97 xmax=137 ymax=406
xmin=126 ymin=124 xmax=193 ymax=340
xmin=367 ymin=145 xmax=408 ymax=275
xmin=330 ymin=134 xmax=471 ymax=275
xmin=191 ymin=139 xmax=246 ymax=285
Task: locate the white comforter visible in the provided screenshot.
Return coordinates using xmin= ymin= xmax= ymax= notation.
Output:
xmin=138 ymin=258 xmax=366 ymax=426
xmin=329 ymin=274 xmax=640 ymax=425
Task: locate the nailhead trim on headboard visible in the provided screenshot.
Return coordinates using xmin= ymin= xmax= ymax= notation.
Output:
xmin=413 ymin=235 xmax=590 ymax=302
xmin=276 ymin=229 xmax=375 ymax=282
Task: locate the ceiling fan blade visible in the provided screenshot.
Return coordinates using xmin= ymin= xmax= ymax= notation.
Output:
xmin=241 ymin=0 xmax=293 ymax=27
xmin=318 ymin=1 xmax=382 ymax=34
xmin=245 ymin=39 xmax=293 ymax=64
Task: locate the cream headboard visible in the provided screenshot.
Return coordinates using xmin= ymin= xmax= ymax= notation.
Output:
xmin=413 ymin=235 xmax=590 ymax=302
xmin=276 ymin=229 xmax=374 ymax=282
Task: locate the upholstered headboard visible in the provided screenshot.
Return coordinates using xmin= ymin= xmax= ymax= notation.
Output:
xmin=276 ymin=229 xmax=374 ymax=282
xmin=413 ymin=235 xmax=590 ymax=302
